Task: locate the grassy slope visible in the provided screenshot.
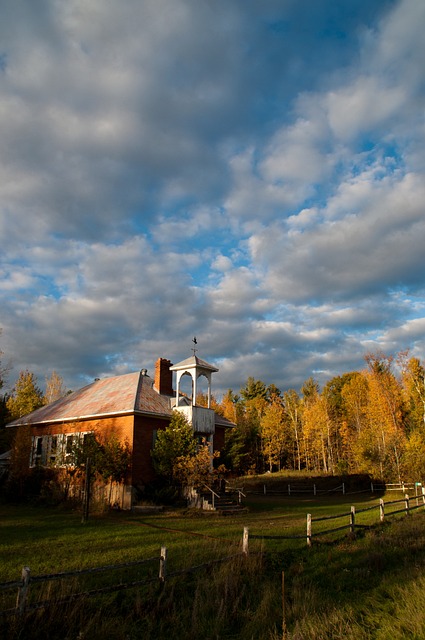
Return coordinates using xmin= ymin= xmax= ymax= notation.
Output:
xmin=1 ymin=490 xmax=425 ymax=639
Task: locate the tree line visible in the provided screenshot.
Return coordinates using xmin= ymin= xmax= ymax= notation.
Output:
xmin=1 ymin=337 xmax=425 ymax=483
xmin=212 ymin=351 xmax=425 ymax=483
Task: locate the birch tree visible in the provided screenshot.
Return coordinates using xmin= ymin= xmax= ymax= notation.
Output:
xmin=45 ymin=371 xmax=67 ymax=404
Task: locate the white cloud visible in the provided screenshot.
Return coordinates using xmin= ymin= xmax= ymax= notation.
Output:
xmin=2 ymin=0 xmax=425 ymax=399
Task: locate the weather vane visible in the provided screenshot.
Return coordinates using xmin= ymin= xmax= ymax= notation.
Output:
xmin=191 ymin=336 xmax=198 ymax=355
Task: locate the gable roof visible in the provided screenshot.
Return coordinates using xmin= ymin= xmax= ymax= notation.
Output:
xmin=6 ymin=369 xmax=235 ymax=429
xmin=6 ymin=371 xmax=173 ymax=427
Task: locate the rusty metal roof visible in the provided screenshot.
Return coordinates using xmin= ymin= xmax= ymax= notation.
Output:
xmin=6 ymin=370 xmax=234 ymax=429
xmin=7 ymin=372 xmax=173 ymax=426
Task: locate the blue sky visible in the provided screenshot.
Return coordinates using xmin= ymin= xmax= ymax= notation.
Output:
xmin=1 ymin=0 xmax=425 ymax=398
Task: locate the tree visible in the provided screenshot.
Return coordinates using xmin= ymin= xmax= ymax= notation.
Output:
xmin=8 ymin=425 xmax=33 ymax=497
xmin=260 ymin=397 xmax=286 ymax=471
xmin=398 ymin=353 xmax=425 ymax=432
xmin=362 ymin=352 xmax=406 ymax=481
xmin=240 ymin=377 xmax=268 ymax=402
xmin=283 ymin=390 xmax=302 ymax=471
xmin=99 ymin=436 xmax=132 ymax=505
xmin=45 ymin=371 xmax=67 ymax=404
xmin=151 ymin=411 xmax=197 ymax=481
xmin=302 ymin=394 xmax=333 ymax=473
xmin=0 ymin=328 xmax=11 ymax=393
xmin=300 ymin=377 xmax=321 ymax=471
xmin=401 ymin=430 xmax=425 ymax=482
xmin=173 ymin=442 xmax=219 ymax=489
xmin=6 ymin=370 xmax=45 ymax=419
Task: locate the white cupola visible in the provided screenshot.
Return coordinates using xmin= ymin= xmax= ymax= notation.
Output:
xmin=170 ymin=354 xmax=218 ymax=435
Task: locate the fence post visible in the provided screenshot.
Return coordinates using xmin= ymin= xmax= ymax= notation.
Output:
xmin=342 ymin=482 xmax=345 ymax=495
xmin=379 ymin=498 xmax=385 ymax=522
xmin=82 ymin=457 xmax=91 ymax=524
xmin=282 ymin=570 xmax=287 ymax=640
xmin=16 ymin=566 xmax=30 ymax=615
xmin=371 ymin=482 xmax=374 ymax=493
xmin=264 ymin=484 xmax=266 ymax=495
xmin=405 ymin=494 xmax=410 ymax=515
xmin=307 ymin=514 xmax=312 ymax=547
xmin=350 ymin=506 xmax=355 ymax=535
xmin=288 ymin=484 xmax=291 ymax=496
xmin=159 ymin=546 xmax=167 ymax=583
xmin=243 ymin=527 xmax=249 ymax=556
xmin=313 ymin=484 xmax=316 ymax=496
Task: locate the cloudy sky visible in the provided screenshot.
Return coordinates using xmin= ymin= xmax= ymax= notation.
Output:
xmin=1 ymin=0 xmax=425 ymax=398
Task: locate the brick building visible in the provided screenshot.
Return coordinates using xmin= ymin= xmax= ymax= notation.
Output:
xmin=6 ymin=355 xmax=234 ymax=508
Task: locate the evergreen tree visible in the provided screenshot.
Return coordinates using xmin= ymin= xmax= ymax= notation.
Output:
xmin=7 ymin=370 xmax=45 ymax=419
xmin=151 ymin=411 xmax=196 ymax=481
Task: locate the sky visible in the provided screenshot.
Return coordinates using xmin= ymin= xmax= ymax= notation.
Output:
xmin=1 ymin=0 xmax=425 ymax=399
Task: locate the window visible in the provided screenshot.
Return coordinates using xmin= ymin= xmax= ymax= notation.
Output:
xmin=49 ymin=436 xmax=57 ymax=464
xmin=31 ymin=436 xmax=44 ymax=466
xmin=36 ymin=437 xmax=43 ymax=456
xmin=66 ymin=435 xmax=75 ymax=454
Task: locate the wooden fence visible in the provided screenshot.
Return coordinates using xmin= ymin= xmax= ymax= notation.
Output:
xmin=252 ymin=481 xmax=422 ymax=497
xmin=0 ymin=541 xmax=249 ymax=618
xmin=2 ymin=486 xmax=424 ymax=617
xmin=306 ymin=490 xmax=425 ymax=546
xmin=245 ymin=487 xmax=425 ymax=549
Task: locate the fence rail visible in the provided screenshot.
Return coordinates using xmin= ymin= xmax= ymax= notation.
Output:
xmin=247 ymin=487 xmax=425 ymax=548
xmin=0 ymin=541 xmax=249 ymax=618
xmin=306 ymin=490 xmax=425 ymax=546
xmin=2 ymin=484 xmax=424 ymax=618
xmin=232 ymin=480 xmax=423 ymax=498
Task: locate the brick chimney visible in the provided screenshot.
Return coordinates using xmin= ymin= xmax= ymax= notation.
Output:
xmin=154 ymin=358 xmax=174 ymax=396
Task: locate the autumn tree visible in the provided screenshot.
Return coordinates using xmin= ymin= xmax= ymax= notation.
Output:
xmin=220 ymin=389 xmax=241 ymax=424
xmin=401 ymin=430 xmax=425 ymax=482
xmin=300 ymin=377 xmax=321 ymax=471
xmin=6 ymin=370 xmax=45 ymax=420
xmin=363 ymin=352 xmax=406 ymax=481
xmin=302 ymin=393 xmax=334 ymax=473
xmin=398 ymin=353 xmax=425 ymax=432
xmin=283 ymin=389 xmax=303 ymax=470
xmin=173 ymin=443 xmax=219 ymax=489
xmin=45 ymin=371 xmax=67 ymax=404
xmin=340 ymin=372 xmax=369 ymax=471
xmin=229 ymin=378 xmax=271 ymax=473
xmin=260 ymin=396 xmax=287 ymax=471
xmin=322 ymin=373 xmax=360 ymax=473
xmin=151 ymin=411 xmax=197 ymax=481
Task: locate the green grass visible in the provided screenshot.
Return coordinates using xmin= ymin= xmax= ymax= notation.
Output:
xmin=1 ymin=492 xmax=425 ymax=639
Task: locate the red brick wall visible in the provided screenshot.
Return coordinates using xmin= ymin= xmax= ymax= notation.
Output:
xmin=29 ymin=413 xmax=230 ymax=490
xmin=131 ymin=414 xmax=170 ymax=486
xmin=30 ymin=415 xmax=135 ymax=444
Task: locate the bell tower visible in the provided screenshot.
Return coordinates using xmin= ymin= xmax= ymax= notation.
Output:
xmin=170 ymin=354 xmax=218 ymax=436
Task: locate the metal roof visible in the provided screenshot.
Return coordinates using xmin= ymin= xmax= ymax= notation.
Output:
xmin=6 ymin=372 xmax=173 ymax=427
xmin=6 ymin=369 xmax=234 ymax=429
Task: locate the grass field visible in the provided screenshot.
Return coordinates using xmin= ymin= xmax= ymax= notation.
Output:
xmin=1 ymin=488 xmax=425 ymax=639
